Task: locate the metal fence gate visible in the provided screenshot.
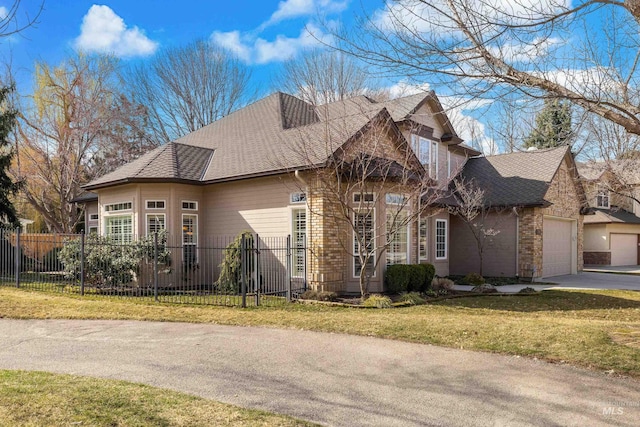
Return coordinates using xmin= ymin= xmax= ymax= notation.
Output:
xmin=0 ymin=228 xmax=307 ymax=307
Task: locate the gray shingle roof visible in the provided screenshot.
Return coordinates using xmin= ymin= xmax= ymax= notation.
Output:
xmin=84 ymin=91 xmax=467 ymax=190
xmin=584 ymin=207 xmax=640 ymax=224
xmin=458 ymin=146 xmax=572 ymax=207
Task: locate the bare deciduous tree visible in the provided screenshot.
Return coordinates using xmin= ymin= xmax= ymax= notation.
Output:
xmin=12 ymin=54 xmax=150 ymax=233
xmin=284 ymin=109 xmax=450 ymax=298
xmin=275 ymin=49 xmax=377 ymax=105
xmin=448 ymin=177 xmax=503 ymax=277
xmin=0 ymin=0 xmax=44 ymax=39
xmin=335 ymin=1 xmax=640 ymax=136
xmin=126 ymin=39 xmax=253 ymax=146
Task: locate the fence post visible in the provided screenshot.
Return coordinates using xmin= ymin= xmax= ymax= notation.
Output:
xmin=153 ymin=232 xmax=159 ymax=302
xmin=14 ymin=228 xmax=20 ymax=288
xmin=303 ymin=240 xmax=308 ymax=292
xmin=80 ymin=233 xmax=85 ymax=296
xmin=253 ymin=234 xmax=259 ymax=307
xmin=286 ymin=234 xmax=292 ymax=301
xmin=240 ymin=233 xmax=247 ymax=308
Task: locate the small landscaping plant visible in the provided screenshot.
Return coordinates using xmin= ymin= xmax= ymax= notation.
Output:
xmin=399 ymin=292 xmax=426 ymax=306
xmin=431 ymin=277 xmax=454 ymax=292
xmin=472 ymin=283 xmax=498 ymax=293
xmin=385 ymin=263 xmax=434 ymax=293
xmin=300 ymin=289 xmax=338 ymax=302
xmin=461 ymin=272 xmax=486 ymax=286
xmin=362 ymin=294 xmax=393 ymax=308
xmin=518 ymin=287 xmax=537 ymax=294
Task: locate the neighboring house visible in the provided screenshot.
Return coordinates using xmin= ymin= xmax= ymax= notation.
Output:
xmin=80 ymin=91 xmax=479 ymax=294
xmin=579 ymin=162 xmax=640 ymax=266
xmin=449 ymin=146 xmax=589 ymax=279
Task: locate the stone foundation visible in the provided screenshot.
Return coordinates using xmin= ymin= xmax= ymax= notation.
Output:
xmin=583 ymin=251 xmax=611 ymax=265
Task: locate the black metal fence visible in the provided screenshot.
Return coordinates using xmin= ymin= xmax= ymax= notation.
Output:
xmin=0 ymin=228 xmax=307 ymax=307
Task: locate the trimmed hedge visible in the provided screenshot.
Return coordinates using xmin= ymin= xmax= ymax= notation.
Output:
xmin=385 ymin=263 xmax=435 ymax=293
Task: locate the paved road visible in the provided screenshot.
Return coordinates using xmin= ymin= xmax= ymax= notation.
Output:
xmin=0 ymin=319 xmax=639 ymax=426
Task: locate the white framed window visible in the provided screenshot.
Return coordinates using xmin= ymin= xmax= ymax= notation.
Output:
xmin=435 ymin=219 xmax=447 ymax=260
xmin=596 ymin=191 xmax=610 ymax=208
xmin=88 ymin=226 xmax=98 ymax=234
xmin=146 ymin=213 xmax=166 ymax=235
xmin=105 ymin=215 xmax=133 ymax=244
xmin=353 ymin=210 xmax=376 ymax=278
xmin=291 ymin=208 xmax=307 ymax=277
xmin=290 ymin=192 xmax=306 ymax=203
xmin=353 ymin=192 xmax=374 ymax=203
xmin=182 ymin=214 xmax=198 ymax=264
xmin=104 ymin=202 xmax=132 ymax=212
xmin=89 ymin=213 xmax=99 ymax=221
xmin=410 ymin=135 xmax=438 ymax=179
xmin=419 ymin=216 xmax=428 ymax=261
xmin=385 ymin=193 xmax=406 ymax=205
xmin=386 ymin=209 xmax=408 ymax=266
xmin=146 ymin=200 xmax=166 ymax=209
xmin=182 ymin=201 xmax=198 ymax=211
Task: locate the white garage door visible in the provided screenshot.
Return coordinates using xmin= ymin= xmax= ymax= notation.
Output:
xmin=542 ymin=217 xmax=573 ymax=277
xmin=611 ymin=234 xmax=638 ymax=266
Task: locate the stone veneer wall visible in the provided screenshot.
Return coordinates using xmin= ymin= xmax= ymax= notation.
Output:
xmin=583 ymin=251 xmax=611 ymax=265
xmin=518 ymin=157 xmax=584 ymax=278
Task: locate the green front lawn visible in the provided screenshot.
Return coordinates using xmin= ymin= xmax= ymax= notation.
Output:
xmin=0 ymin=370 xmax=314 ymax=426
xmin=1 ymin=287 xmax=639 ymax=376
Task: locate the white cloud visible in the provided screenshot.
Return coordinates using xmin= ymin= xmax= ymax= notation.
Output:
xmin=487 ymin=37 xmax=563 ymax=63
xmin=74 ymin=5 xmax=158 ymax=58
xmin=212 ymin=24 xmax=331 ymax=64
xmin=263 ymin=0 xmax=348 ymax=28
xmin=0 ymin=6 xmax=8 ymax=20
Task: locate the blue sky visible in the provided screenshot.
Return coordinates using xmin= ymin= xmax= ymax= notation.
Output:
xmin=0 ymin=0 xmax=365 ymax=94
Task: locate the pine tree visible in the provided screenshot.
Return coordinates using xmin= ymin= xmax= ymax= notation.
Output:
xmin=524 ymin=99 xmax=573 ymax=149
xmin=0 ymin=85 xmax=20 ymax=228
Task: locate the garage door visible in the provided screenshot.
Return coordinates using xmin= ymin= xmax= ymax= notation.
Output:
xmin=611 ymin=234 xmax=638 ymax=266
xmin=542 ymin=217 xmax=573 ymax=277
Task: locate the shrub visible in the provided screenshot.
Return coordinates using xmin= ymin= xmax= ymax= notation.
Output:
xmin=215 ymin=231 xmax=254 ymax=294
xmin=362 ymin=294 xmax=393 ymax=308
xmin=58 ymin=231 xmax=170 ymax=287
xmin=385 ymin=264 xmax=434 ymax=293
xmin=518 ymin=287 xmax=537 ymax=294
xmin=300 ymin=290 xmax=338 ymax=302
xmin=416 ymin=263 xmax=436 ymax=292
xmin=472 ymin=283 xmax=497 ymax=293
xmin=431 ymin=277 xmax=454 ymax=291
xmin=399 ymin=292 xmax=426 ymax=305
xmin=462 ymin=272 xmax=485 ymax=286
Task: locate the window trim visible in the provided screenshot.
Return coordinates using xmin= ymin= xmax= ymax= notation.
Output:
xmin=353 ymin=208 xmax=377 ymax=279
xmin=447 ymin=150 xmax=451 ymax=178
xmin=435 ymin=218 xmax=448 ymax=260
xmin=104 ymin=214 xmax=133 ymax=244
xmin=353 ymin=192 xmax=375 ymax=203
xmin=385 ymin=193 xmax=407 ymax=206
xmin=596 ymin=190 xmax=610 ymax=209
xmin=430 ymin=141 xmax=438 ymax=180
xmin=290 ymin=207 xmax=307 ymax=278
xmin=89 ymin=213 xmax=99 ymax=221
xmin=182 ymin=200 xmax=198 ymax=211
xmin=103 ymin=201 xmax=132 ymax=213
xmin=88 ymin=226 xmax=98 ymax=234
xmin=386 ymin=208 xmax=410 ymax=267
xmin=146 ymin=200 xmax=166 ymax=210
xmin=182 ymin=213 xmax=198 ymax=264
xmin=419 ymin=216 xmax=429 ymax=261
xmin=290 ymin=192 xmax=307 ymax=204
xmin=145 ymin=213 xmax=166 ymax=236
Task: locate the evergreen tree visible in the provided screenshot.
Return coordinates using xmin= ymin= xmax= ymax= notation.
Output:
xmin=524 ymin=99 xmax=573 ymax=149
xmin=0 ymin=85 xmax=19 ymax=228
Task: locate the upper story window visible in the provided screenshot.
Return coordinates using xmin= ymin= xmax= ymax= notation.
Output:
xmin=411 ymin=135 xmax=438 ymax=179
xmin=89 ymin=213 xmax=99 ymax=221
xmin=182 ymin=201 xmax=198 ymax=211
xmin=354 ymin=192 xmax=375 ymax=203
xmin=596 ymin=190 xmax=610 ymax=208
xmin=104 ymin=202 xmax=132 ymax=212
xmin=291 ymin=192 xmax=306 ymax=203
xmin=385 ymin=193 xmax=407 ymax=205
xmin=146 ymin=200 xmax=166 ymax=209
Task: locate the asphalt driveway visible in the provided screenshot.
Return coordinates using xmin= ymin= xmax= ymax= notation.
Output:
xmin=0 ymin=319 xmax=639 ymax=426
